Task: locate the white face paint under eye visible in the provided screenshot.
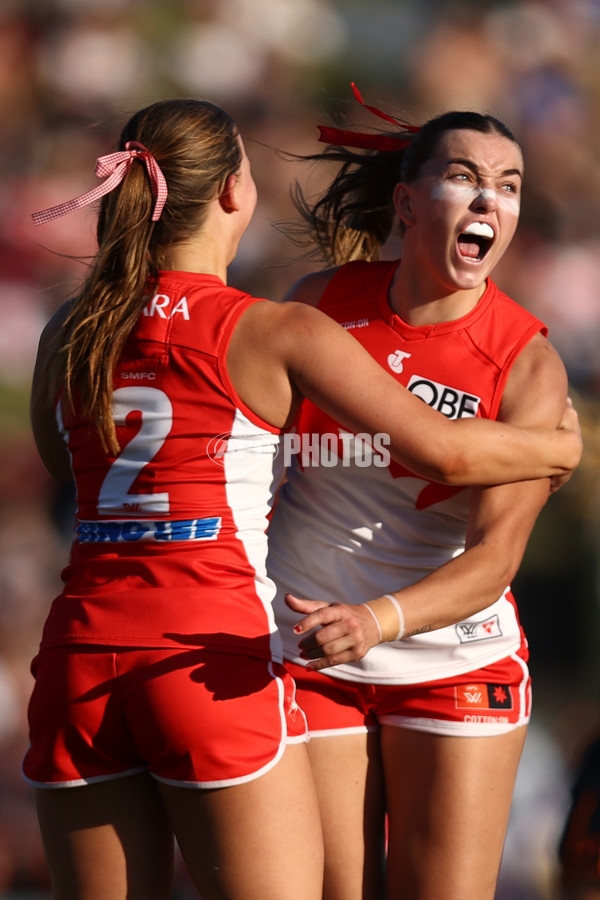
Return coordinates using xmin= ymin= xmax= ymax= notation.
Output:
xmin=431 ymin=180 xmax=520 ymax=215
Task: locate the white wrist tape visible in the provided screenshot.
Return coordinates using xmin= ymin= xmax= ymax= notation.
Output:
xmin=383 ymin=594 xmax=406 ymax=641
xmin=362 ymin=603 xmax=383 ymax=642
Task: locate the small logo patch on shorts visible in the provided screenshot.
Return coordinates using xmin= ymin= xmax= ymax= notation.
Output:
xmin=455 ymin=683 xmax=513 ymax=710
xmin=455 ymin=614 xmax=502 ymax=643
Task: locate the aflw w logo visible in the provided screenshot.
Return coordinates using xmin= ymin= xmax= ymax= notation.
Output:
xmin=462 ymin=686 xmax=483 ymax=704
xmin=456 ymin=615 xmax=501 ymax=643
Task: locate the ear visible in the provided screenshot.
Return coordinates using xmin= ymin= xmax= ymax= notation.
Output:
xmin=393 ymin=182 xmax=415 ymax=228
xmin=219 ymin=173 xmax=239 ymax=213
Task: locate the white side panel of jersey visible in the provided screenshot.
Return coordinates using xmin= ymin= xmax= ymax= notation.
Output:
xmin=223 ymin=409 xmax=285 ymax=662
xmin=268 ymin=455 xmax=521 ymax=685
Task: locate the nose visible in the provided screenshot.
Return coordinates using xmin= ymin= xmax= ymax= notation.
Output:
xmin=471 ymin=186 xmax=498 ymax=212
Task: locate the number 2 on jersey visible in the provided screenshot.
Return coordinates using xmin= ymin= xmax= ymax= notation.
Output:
xmin=98 ymin=386 xmax=173 ymax=515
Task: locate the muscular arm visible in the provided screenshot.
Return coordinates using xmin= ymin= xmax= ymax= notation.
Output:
xmin=227 ymin=298 xmax=580 ymax=488
xmin=291 ymin=332 xmax=569 ymax=668
xmin=391 ymin=332 xmax=566 ymax=636
xmin=30 ymin=302 xmax=73 ymax=482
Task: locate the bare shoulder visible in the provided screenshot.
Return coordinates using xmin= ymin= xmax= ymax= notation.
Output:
xmin=36 ymin=299 xmax=75 ymax=361
xmin=234 ymin=295 xmax=341 ymax=350
xmin=500 ymin=331 xmax=568 ymax=425
xmin=282 ymin=267 xmax=339 ymax=306
xmin=42 ymin=298 xmax=74 ymax=336
xmin=227 ymin=296 xmax=355 ymax=430
xmin=31 ymin=299 xmax=76 ymax=481
xmin=510 ymin=331 xmax=567 ymax=384
xmin=232 ymin=295 xmax=362 ymax=387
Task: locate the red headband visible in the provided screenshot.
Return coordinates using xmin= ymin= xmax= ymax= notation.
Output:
xmin=317 ymin=83 xmax=420 ymax=152
xmin=32 ymin=141 xmax=168 ymax=225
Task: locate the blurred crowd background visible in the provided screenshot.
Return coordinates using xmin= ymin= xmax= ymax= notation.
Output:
xmin=2 ymin=0 xmax=600 ymax=896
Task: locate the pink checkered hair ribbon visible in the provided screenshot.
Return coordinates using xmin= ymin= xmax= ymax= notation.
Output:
xmin=32 ymin=141 xmax=168 ymax=226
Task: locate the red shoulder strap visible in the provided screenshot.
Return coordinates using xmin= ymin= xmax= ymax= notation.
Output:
xmin=319 ymin=260 xmax=398 ymax=311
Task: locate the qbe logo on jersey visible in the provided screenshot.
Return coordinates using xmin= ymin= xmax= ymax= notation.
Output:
xmin=407 ymin=374 xmax=481 ymax=420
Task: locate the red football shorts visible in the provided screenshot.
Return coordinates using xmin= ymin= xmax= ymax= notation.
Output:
xmin=286 ymin=648 xmax=531 ymax=738
xmin=23 ymin=646 xmax=307 ymax=789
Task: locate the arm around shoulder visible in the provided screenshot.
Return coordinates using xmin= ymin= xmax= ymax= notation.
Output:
xmin=233 ymin=299 xmax=581 ymax=487
xmin=429 ymin=335 xmax=581 ymax=486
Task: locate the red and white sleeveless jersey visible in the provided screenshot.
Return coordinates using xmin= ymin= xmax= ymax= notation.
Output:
xmin=41 ymin=271 xmax=285 ymax=662
xmin=269 ymin=260 xmax=546 ymax=684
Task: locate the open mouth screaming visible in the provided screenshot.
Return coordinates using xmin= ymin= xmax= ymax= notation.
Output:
xmin=457 ymin=222 xmax=494 ymax=261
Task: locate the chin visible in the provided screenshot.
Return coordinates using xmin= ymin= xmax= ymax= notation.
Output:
xmin=448 ymin=269 xmax=488 ymax=292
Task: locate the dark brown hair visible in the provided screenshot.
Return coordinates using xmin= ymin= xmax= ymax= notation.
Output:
xmin=291 ymin=110 xmax=519 ymax=267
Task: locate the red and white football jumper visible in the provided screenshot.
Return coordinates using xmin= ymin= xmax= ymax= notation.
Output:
xmin=269 ymin=260 xmax=546 ymax=685
xmin=41 ymin=271 xmax=286 ymax=663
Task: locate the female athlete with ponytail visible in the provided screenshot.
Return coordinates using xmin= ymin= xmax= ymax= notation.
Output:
xmin=25 ymin=95 xmax=579 ymax=899
xmin=269 ymin=85 xmax=577 ymax=900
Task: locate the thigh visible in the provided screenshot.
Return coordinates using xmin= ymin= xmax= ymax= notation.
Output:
xmin=159 ymin=743 xmax=324 ymax=900
xmin=306 ymin=732 xmax=386 ymax=900
xmin=286 ymin=662 xmax=386 ymax=900
xmin=35 ymin=772 xmax=173 ymax=900
xmin=381 ymin=724 xmax=527 ymax=900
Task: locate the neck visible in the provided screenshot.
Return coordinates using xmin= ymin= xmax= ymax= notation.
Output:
xmin=164 ymin=237 xmax=231 ymax=281
xmin=162 ymin=200 xmax=241 ymax=281
xmin=389 ymin=264 xmax=487 ymax=326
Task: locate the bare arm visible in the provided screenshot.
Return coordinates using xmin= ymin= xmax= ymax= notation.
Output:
xmin=30 ymin=302 xmax=73 ymax=482
xmin=227 ymin=298 xmax=581 ymax=487
xmin=291 ymin=332 xmax=569 ymax=668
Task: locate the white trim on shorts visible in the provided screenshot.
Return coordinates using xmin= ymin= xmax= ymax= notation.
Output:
xmin=308 ymin=724 xmax=378 ymax=739
xmin=22 ymin=764 xmax=147 ymax=790
xmin=286 ymin=733 xmax=310 ymax=745
xmin=377 ymin=714 xmax=526 ymax=737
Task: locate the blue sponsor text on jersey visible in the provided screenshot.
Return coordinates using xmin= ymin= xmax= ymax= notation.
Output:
xmin=77 ymin=517 xmax=222 ymax=542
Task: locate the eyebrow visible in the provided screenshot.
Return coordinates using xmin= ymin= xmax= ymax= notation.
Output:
xmin=447 ymin=156 xmax=523 ymax=180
